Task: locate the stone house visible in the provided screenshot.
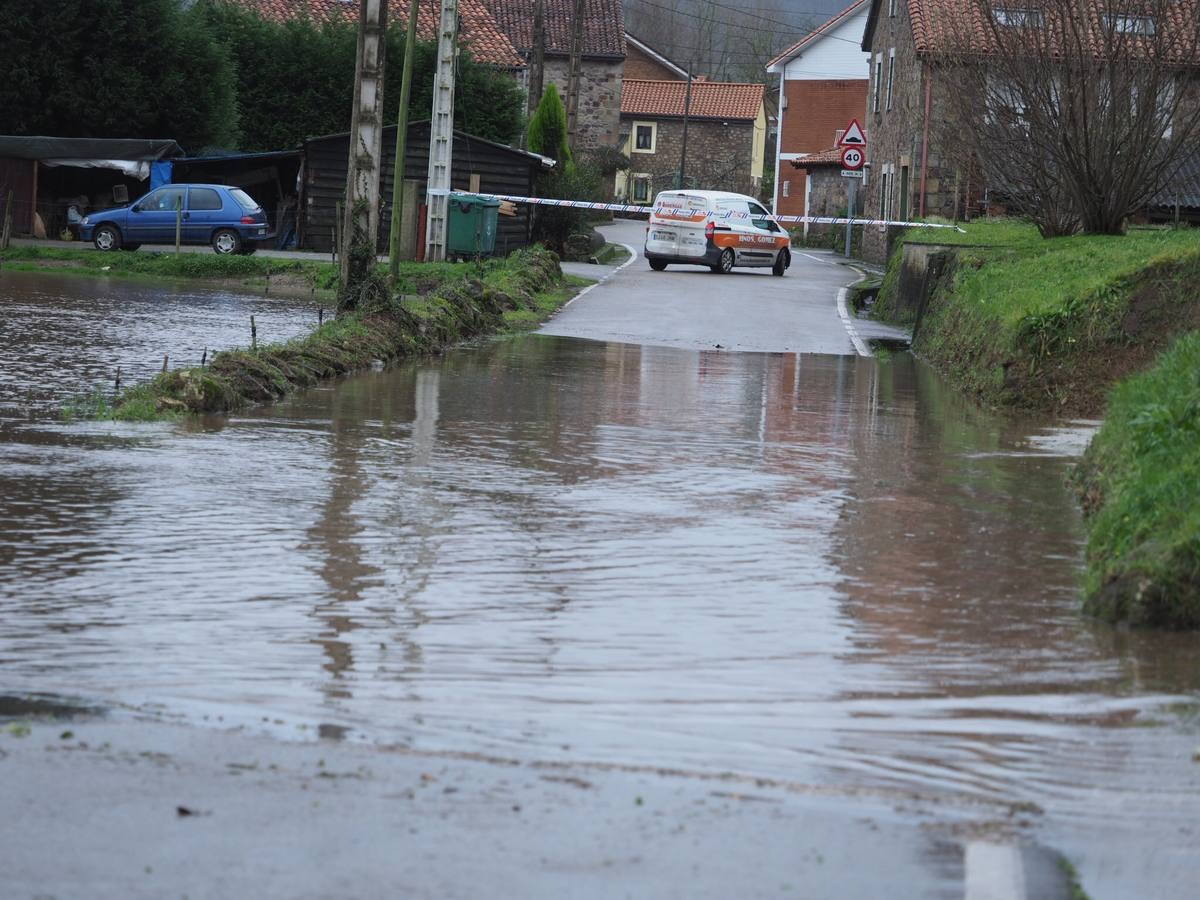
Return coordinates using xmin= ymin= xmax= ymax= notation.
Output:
xmin=765 ymin=0 xmax=870 ymax=220
xmin=615 ymin=80 xmax=767 ymax=203
xmin=785 ymin=146 xmax=857 ymax=244
xmin=489 ymin=0 xmax=627 ymax=152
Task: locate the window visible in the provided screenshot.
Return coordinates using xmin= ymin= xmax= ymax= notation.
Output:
xmin=187 ymin=188 xmax=222 ymax=211
xmin=143 ymin=187 xmax=185 ymax=212
xmin=632 ymin=174 xmax=652 ymax=203
xmin=1106 ymin=15 xmax=1155 ymax=35
xmin=888 ymin=0 xmax=897 ymax=16
xmin=748 ymin=200 xmax=776 ymax=231
xmin=879 ymin=166 xmax=893 ymax=222
xmin=886 ymin=49 xmax=896 ymax=111
xmin=872 ymin=54 xmax=882 ymax=113
xmin=230 ymin=188 xmax=260 ymax=212
xmin=782 ymin=180 xmax=790 ymax=199
xmin=633 ymin=122 xmax=656 ymax=153
xmin=992 ymin=8 xmax=1044 ymax=27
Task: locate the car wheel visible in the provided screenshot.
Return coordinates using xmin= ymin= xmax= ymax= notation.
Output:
xmin=212 ymin=229 xmax=242 ymax=255
xmin=772 ymin=249 xmax=789 ymax=276
xmin=120 ymin=243 xmax=140 ymax=252
xmin=649 ymin=259 xmax=667 ymax=271
xmin=93 ymin=225 xmax=121 ymax=252
xmin=710 ymin=248 xmax=734 ymax=274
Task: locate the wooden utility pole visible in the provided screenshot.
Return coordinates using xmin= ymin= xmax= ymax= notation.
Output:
xmin=564 ymin=0 xmax=585 ymax=152
xmin=424 ymin=0 xmax=459 ymax=262
xmin=340 ymin=0 xmax=389 ymax=303
xmin=526 ymin=0 xmax=546 ymax=122
xmin=677 ymin=64 xmax=694 ymax=189
xmin=388 ymin=0 xmax=421 ymax=282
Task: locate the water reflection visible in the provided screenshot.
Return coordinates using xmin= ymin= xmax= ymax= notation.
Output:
xmin=1 ymin=331 xmax=1198 ymax=896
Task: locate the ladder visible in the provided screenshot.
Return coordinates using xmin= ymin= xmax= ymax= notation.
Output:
xmin=424 ymin=0 xmax=459 ymax=262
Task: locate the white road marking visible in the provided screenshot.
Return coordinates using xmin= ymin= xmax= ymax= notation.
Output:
xmin=558 ymin=243 xmax=638 ymax=310
xmin=837 ymin=286 xmax=872 ymax=358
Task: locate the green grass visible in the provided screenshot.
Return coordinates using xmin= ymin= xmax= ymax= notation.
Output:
xmin=875 ymin=219 xmax=1200 ymax=413
xmin=1073 ymin=332 xmax=1200 ymax=628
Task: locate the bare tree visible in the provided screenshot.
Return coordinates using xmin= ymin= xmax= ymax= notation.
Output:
xmin=940 ymin=0 xmax=1200 ymax=236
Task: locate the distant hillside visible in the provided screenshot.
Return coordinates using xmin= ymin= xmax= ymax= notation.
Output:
xmin=622 ymin=0 xmax=854 ymax=82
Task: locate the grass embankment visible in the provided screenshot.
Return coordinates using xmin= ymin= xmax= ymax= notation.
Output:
xmin=68 ymin=248 xmax=575 ymax=421
xmin=0 ymin=244 xmax=341 ymax=295
xmin=1071 ymin=333 xmax=1200 ymax=628
xmin=873 ymin=219 xmax=1200 ymax=628
xmin=874 ymin=220 xmax=1200 ymax=415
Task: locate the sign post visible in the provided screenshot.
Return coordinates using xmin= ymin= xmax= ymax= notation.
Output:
xmin=838 ymin=121 xmax=867 ymax=259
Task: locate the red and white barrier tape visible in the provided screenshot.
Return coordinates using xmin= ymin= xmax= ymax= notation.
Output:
xmin=458 ymin=192 xmax=966 ymax=231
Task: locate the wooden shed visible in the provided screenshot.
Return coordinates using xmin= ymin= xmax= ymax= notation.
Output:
xmin=300 ymin=122 xmax=553 ymax=255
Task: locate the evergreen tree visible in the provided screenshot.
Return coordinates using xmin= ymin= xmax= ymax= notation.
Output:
xmin=526 ymin=84 xmax=571 ymax=164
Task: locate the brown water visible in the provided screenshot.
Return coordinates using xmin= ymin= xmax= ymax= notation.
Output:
xmin=2 ymin=278 xmax=1199 ymax=897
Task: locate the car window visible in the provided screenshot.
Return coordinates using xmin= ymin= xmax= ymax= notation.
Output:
xmin=188 ymin=188 xmax=223 ymax=211
xmin=230 ymin=188 xmax=260 ymax=212
xmin=145 ymin=187 xmax=185 ymax=212
xmin=715 ymin=199 xmax=749 ymax=222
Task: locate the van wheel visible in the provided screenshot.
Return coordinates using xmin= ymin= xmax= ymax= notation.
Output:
xmin=710 ymin=248 xmax=734 ymax=274
xmin=772 ymin=249 xmax=789 ymax=276
xmin=649 ymin=259 xmax=667 ymax=271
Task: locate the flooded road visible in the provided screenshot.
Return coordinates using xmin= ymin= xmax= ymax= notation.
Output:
xmin=0 ymin=270 xmax=322 ymax=421
xmin=2 ymin=275 xmax=1199 ymax=898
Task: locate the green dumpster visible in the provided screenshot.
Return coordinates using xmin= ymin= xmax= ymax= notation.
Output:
xmin=447 ymin=192 xmax=500 ymax=258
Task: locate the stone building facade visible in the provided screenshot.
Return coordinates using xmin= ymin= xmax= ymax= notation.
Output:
xmin=616 ymin=80 xmax=767 ymax=202
xmin=539 ymin=57 xmax=624 ymax=151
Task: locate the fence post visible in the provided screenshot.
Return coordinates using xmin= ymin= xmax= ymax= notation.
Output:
xmin=0 ymin=190 xmax=13 ymax=251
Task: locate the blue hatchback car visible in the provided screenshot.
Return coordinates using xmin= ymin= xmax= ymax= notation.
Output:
xmin=79 ymin=183 xmax=274 ymax=255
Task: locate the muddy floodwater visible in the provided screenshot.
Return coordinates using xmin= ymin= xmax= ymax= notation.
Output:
xmin=2 ymin=276 xmax=1199 ymax=898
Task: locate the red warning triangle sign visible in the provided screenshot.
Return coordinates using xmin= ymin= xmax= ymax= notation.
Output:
xmin=838 ymin=119 xmax=867 ymax=147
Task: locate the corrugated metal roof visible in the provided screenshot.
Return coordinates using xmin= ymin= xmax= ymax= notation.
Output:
xmin=1156 ymin=154 xmax=1200 ymax=209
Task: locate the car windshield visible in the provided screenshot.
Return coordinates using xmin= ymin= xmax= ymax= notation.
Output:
xmin=229 ymin=189 xmax=260 ymax=212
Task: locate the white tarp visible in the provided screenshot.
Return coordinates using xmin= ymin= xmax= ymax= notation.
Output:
xmin=40 ymin=158 xmax=151 ymax=180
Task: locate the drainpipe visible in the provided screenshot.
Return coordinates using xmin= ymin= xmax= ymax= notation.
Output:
xmin=919 ymin=67 xmax=932 ymax=218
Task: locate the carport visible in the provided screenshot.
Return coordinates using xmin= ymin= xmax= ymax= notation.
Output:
xmin=0 ymin=136 xmax=183 ymax=239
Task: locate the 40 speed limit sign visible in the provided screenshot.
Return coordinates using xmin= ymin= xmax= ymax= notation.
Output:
xmin=840 ymin=146 xmax=865 ymax=170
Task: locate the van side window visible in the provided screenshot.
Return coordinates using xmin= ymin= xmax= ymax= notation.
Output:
xmin=747 ymin=201 xmax=777 ymax=231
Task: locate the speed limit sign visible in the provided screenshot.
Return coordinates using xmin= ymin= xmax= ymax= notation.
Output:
xmin=841 ymin=146 xmax=865 ymax=170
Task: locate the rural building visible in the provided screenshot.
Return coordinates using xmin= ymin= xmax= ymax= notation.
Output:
xmin=622 ymin=33 xmax=689 ymax=82
xmin=615 ymin=80 xmax=767 ymax=203
xmin=489 ymin=0 xmax=627 ymax=152
xmin=765 ymin=0 xmax=870 ymax=221
xmin=300 ymin=120 xmax=552 ymax=255
xmin=0 ymin=136 xmax=182 ymax=239
xmin=227 ymin=0 xmax=526 ymax=68
xmin=787 ymin=146 xmax=856 ymax=244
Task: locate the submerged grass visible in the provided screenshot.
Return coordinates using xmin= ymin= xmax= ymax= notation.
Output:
xmin=1072 ymin=332 xmax=1200 ymax=629
xmin=88 ymin=247 xmax=570 ymax=421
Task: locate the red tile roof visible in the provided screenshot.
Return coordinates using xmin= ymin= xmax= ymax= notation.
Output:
xmin=767 ymin=0 xmax=869 ymax=69
xmin=789 ymin=146 xmax=845 ymax=168
xmin=621 ymin=80 xmax=765 ymax=121
xmin=869 ymin=0 xmax=1200 ymax=62
xmin=489 ymin=0 xmax=626 ymax=59
xmin=225 ymin=0 xmax=525 ymax=68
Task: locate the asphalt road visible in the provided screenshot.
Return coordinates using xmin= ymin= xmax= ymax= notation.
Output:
xmin=544 ymin=220 xmax=869 ymax=355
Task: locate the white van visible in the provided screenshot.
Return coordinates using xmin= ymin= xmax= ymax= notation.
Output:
xmin=643 ymin=190 xmax=791 ymax=276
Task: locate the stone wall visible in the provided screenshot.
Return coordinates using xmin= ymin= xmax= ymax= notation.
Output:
xmin=543 ymin=57 xmax=624 ymax=151
xmin=860 ymin=3 xmax=968 ymax=263
xmin=624 ymin=118 xmax=760 ymax=197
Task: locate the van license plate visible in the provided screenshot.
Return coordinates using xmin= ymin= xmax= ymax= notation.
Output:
xmin=652 ymin=231 xmax=674 ymax=241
